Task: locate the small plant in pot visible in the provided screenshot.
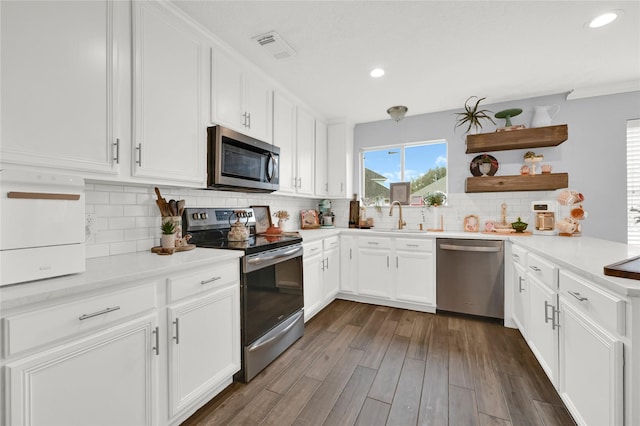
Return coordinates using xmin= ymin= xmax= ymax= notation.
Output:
xmin=160 ymin=220 xmax=176 ymax=249
xmin=455 ymin=96 xmax=496 ymax=135
xmin=424 ymin=191 xmax=447 ymax=207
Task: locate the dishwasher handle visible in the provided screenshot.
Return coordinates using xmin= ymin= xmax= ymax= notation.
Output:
xmin=439 ymin=243 xmax=501 ymax=253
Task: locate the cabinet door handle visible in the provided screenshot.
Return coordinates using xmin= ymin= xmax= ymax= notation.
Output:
xmin=247 ymin=112 xmax=251 ymax=129
xmin=568 ymin=291 xmax=588 ymax=302
xmin=113 ymin=138 xmax=120 ymax=164
xmin=396 ymin=256 xmax=399 ymax=268
xmin=387 ymin=256 xmax=389 ymax=268
xmin=544 ymin=301 xmax=554 ymax=327
xmin=173 ymin=318 xmax=180 ymax=344
xmin=349 ymin=248 xmax=352 ymax=260
xmin=529 ymin=265 xmax=541 ymax=272
xmin=136 ymin=143 xmax=142 ymax=166
xmin=341 ymin=182 xmax=344 ymax=192
xmin=78 ymin=306 xmax=120 ymax=321
xmin=325 ymin=257 xmax=329 ymax=270
xmin=518 ymin=276 xmax=525 ymax=293
xmin=152 ymin=326 xmax=159 ymax=356
xmin=325 ymin=183 xmax=328 ymax=192
xmin=201 ymin=276 xmax=222 ymax=285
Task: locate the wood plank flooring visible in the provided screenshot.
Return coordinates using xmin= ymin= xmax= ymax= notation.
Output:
xmin=182 ymin=300 xmax=575 ymax=426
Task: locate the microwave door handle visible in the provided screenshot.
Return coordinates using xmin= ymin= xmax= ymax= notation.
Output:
xmin=266 ymin=152 xmax=276 ymax=182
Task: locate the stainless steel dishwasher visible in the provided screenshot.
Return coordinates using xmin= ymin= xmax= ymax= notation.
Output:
xmin=436 ymin=238 xmax=504 ymax=319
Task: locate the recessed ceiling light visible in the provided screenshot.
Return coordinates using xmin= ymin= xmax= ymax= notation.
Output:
xmin=588 ymin=10 xmax=622 ymax=28
xmin=370 ymin=68 xmax=385 ymax=78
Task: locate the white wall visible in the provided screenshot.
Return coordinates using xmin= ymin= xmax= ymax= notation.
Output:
xmin=352 ymin=91 xmax=640 ymax=243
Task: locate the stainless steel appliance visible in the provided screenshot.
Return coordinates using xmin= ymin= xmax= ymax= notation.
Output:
xmin=184 ymin=207 xmax=303 ymax=382
xmin=532 ymin=200 xmax=557 ymax=235
xmin=207 ymin=126 xmax=279 ymax=193
xmin=436 ymin=239 xmax=504 ymax=319
xmin=0 ymin=169 xmax=85 ymax=285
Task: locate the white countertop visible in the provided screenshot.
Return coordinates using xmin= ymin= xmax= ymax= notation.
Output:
xmin=297 ymin=227 xmax=640 ymax=297
xmin=0 ymin=248 xmax=243 ymax=311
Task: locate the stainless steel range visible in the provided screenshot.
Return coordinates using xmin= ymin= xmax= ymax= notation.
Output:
xmin=183 ymin=207 xmax=304 ymax=382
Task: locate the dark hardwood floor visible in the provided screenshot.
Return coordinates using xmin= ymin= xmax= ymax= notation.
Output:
xmin=182 ymin=300 xmax=575 ymax=426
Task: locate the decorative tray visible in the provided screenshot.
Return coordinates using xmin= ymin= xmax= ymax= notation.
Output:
xmin=151 ymin=244 xmax=196 ymax=255
xmin=604 ymin=255 xmax=640 ymax=281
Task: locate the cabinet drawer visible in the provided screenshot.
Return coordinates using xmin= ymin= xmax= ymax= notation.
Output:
xmin=527 ymin=252 xmax=557 ymax=289
xmin=168 ymin=262 xmax=239 ymax=303
xmin=324 ymin=236 xmax=339 ymax=250
xmin=3 ymin=283 xmax=157 ymax=357
xmin=511 ymin=244 xmax=527 ymax=266
xmin=395 ymin=238 xmax=433 ymax=252
xmin=303 ymin=240 xmax=323 ymax=258
xmin=358 ymin=236 xmax=391 ymax=249
xmin=559 ymin=270 xmax=625 ymax=335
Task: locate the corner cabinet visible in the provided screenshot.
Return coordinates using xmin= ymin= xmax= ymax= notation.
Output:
xmin=131 ymin=0 xmax=207 ymax=186
xmin=465 ymin=125 xmax=569 ymax=193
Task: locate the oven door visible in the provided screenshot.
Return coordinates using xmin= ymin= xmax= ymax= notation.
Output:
xmin=242 ymin=244 xmax=303 ymax=344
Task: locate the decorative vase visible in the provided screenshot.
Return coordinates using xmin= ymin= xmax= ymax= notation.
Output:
xmin=430 ymin=206 xmax=443 ymax=230
xmin=278 ymin=218 xmax=286 ymax=231
xmin=479 ymin=162 xmax=491 ymax=177
xmin=161 ymin=233 xmax=176 ymax=249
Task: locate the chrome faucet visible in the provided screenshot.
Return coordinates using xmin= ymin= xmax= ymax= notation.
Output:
xmin=389 ymin=201 xmax=407 ymax=230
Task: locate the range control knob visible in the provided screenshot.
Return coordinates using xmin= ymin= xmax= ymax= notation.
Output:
xmin=200 ymin=212 xmax=208 ymax=219
xmin=192 ymin=213 xmax=200 ymax=220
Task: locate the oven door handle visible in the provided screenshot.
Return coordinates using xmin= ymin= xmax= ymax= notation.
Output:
xmin=247 ymin=246 xmax=303 ymax=265
xmin=248 ymin=311 xmax=303 ymax=353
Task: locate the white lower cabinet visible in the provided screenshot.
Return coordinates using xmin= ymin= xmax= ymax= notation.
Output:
xmin=559 ymin=299 xmax=623 ymax=426
xmin=345 ymin=234 xmax=435 ymax=311
xmin=5 ymin=314 xmax=158 ymax=426
xmin=1 ymin=258 xmax=241 ymax=426
xmin=339 ymin=235 xmax=357 ymax=294
xmin=167 ymin=284 xmax=240 ymax=419
xmin=394 ymin=239 xmax=435 ymax=305
xmin=512 ymin=243 xmax=628 ymax=426
xmin=303 ymin=236 xmax=340 ymax=321
xmin=527 ymin=274 xmax=559 ymax=385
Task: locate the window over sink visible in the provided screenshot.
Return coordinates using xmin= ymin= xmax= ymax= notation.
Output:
xmin=361 ymin=139 xmax=447 ymax=206
xmin=628 ymin=119 xmax=640 ymax=245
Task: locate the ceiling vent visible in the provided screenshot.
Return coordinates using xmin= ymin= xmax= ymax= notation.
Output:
xmin=253 ymin=31 xmax=296 ymax=59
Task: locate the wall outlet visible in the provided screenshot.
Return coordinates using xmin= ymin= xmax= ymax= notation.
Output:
xmin=85 ymin=213 xmax=96 ymax=241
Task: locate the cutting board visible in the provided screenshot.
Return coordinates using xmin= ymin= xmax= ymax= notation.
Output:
xmin=604 ymin=256 xmax=640 ymax=280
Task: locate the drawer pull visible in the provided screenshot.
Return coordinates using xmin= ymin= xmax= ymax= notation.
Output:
xmin=201 ymin=276 xmax=222 ymax=285
xmin=406 ymin=244 xmax=419 ymax=248
xmin=513 ymin=253 xmax=520 ymax=259
xmin=568 ymin=291 xmax=588 ymax=302
xmin=529 ymin=265 xmax=541 ymax=272
xmin=368 ymin=241 xmax=379 ymax=245
xmin=78 ymin=306 xmax=120 ymax=321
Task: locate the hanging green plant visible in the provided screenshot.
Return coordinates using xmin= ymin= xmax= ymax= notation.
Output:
xmin=455 ymin=96 xmax=496 ymax=134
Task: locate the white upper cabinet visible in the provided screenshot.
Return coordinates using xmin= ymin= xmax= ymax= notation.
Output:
xmin=1 ymin=0 xmax=124 ymax=174
xmin=327 ymin=122 xmax=354 ymax=198
xmin=314 ymin=119 xmax=329 ymax=197
xmin=272 ymin=91 xmax=297 ymax=193
xmin=211 ymin=48 xmax=273 ymax=143
xmin=131 ymin=0 xmax=207 ymax=185
xmin=295 ymin=107 xmax=316 ymax=196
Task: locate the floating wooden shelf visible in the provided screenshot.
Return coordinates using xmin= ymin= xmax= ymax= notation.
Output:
xmin=465 ymin=124 xmax=568 ymax=154
xmin=465 ymin=173 xmax=569 ymax=193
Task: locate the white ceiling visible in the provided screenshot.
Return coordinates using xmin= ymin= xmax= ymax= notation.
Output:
xmin=173 ymin=0 xmax=640 ymax=125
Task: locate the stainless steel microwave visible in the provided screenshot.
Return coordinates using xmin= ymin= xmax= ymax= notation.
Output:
xmin=207 ymin=126 xmax=279 ymax=192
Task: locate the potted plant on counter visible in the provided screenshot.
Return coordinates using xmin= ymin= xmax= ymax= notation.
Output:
xmin=160 ymin=220 xmax=176 ymax=249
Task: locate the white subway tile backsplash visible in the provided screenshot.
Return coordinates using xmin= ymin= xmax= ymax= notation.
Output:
xmin=86 ymin=243 xmax=110 ymax=259
xmin=109 ymin=241 xmax=138 ymax=256
xmin=108 ymin=217 xmax=136 ymax=230
xmin=95 ymin=229 xmax=125 ymax=244
xmin=93 ymin=183 xmax=124 ymax=192
xmin=124 ymin=205 xmax=149 ymax=217
xmin=94 ymin=204 xmax=124 ymax=217
xmin=110 ymin=192 xmax=137 ymax=205
xmin=85 ymin=191 xmax=109 ymax=204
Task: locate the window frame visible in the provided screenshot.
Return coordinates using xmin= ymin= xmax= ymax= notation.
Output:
xmin=359 ymin=138 xmax=448 ymax=207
